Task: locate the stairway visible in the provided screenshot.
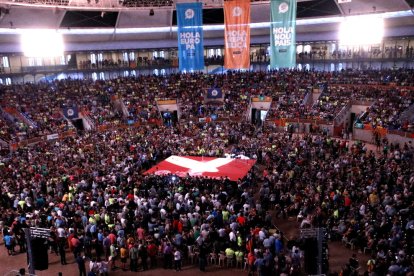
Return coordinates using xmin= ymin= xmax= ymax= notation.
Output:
xmin=302 ymin=90 xmax=313 ymax=107
xmin=112 ymin=95 xmax=130 ymax=118
xmin=3 ymin=107 xmax=37 ymax=128
xmin=80 ymin=111 xmax=95 ymax=131
xmin=399 ymin=103 xmax=414 ymax=123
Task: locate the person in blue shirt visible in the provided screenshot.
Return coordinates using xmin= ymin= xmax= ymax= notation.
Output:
xmin=3 ymin=232 xmax=14 ymax=256
xmin=275 ymin=235 xmax=284 ymax=255
xmin=254 ymin=253 xmax=266 ymax=276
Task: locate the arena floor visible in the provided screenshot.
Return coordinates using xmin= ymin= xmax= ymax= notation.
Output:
xmin=0 ymin=246 xmax=255 ymax=276
xmin=0 ymin=218 xmax=369 ymax=276
xmin=0 ymin=139 xmax=376 ymax=276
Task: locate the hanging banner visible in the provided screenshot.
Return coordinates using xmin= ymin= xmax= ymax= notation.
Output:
xmin=224 ymin=0 xmax=250 ymax=70
xmin=177 ymin=2 xmax=204 ymax=72
xmin=270 ymin=0 xmax=297 ymax=69
xmin=207 ymin=87 xmax=223 ymax=99
xmin=63 ymin=106 xmax=79 ymax=119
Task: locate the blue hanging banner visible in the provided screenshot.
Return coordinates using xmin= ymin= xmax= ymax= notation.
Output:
xmin=207 ymin=88 xmax=223 ymax=99
xmin=177 ymin=2 xmax=204 ymax=72
xmin=63 ymin=106 xmax=79 ymax=120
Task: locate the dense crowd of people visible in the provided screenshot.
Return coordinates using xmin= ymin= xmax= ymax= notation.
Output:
xmin=1 ymin=69 xmax=413 ymax=143
xmin=0 ymin=69 xmax=413 ymax=276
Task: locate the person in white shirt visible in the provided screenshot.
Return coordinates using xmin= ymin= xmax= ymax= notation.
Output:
xmin=57 ymin=227 xmax=67 ymax=238
xmin=229 ymin=229 xmax=237 ymax=240
xmin=89 ymin=258 xmax=99 ymax=273
xmin=174 ymin=248 xmax=182 ymax=271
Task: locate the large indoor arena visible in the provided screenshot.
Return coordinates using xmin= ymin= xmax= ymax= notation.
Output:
xmin=0 ymin=0 xmax=413 ymax=275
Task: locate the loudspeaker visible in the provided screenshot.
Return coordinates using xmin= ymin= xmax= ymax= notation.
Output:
xmin=251 ymin=108 xmax=257 ymax=124
xmin=255 ymin=109 xmax=262 ymax=126
xmin=349 ymin=112 xmax=356 ymax=132
xmin=304 ymin=238 xmax=318 ymax=275
xmin=31 ymin=238 xmax=48 ymax=270
xmin=172 ymin=110 xmax=178 ymax=123
xmin=72 ymin=118 xmax=84 ymax=131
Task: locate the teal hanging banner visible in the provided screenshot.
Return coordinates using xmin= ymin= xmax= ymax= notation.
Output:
xmin=177 ymin=2 xmax=204 ymax=72
xmin=270 ymin=0 xmax=297 ymax=69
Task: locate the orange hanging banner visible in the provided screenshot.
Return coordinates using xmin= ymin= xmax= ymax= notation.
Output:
xmin=224 ymin=0 xmax=250 ymax=70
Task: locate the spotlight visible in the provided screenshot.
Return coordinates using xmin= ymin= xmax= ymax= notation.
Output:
xmin=149 ymin=9 xmax=154 ymax=16
xmin=339 ymin=15 xmax=384 ymax=46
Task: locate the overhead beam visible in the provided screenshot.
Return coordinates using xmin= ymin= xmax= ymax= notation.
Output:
xmin=333 ymin=0 xmax=345 ymax=15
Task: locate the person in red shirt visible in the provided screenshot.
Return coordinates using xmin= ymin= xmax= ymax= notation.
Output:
xmin=108 ymin=231 xmax=116 ymax=245
xmin=247 ymin=251 xmax=256 ymax=275
xmin=136 ymin=226 xmax=145 ymax=242
xmin=147 ymin=241 xmax=158 ymax=268
xmin=126 ymin=193 xmax=134 ymax=201
xmin=177 ymin=220 xmax=183 ymax=234
xmin=172 ymin=219 xmax=179 ymax=232
xmin=67 ymin=230 xmax=75 ymax=253
xmin=71 ymin=234 xmax=81 ymax=258
xmin=344 ymin=194 xmax=352 ymax=214
xmin=237 ymin=213 xmax=246 ymax=226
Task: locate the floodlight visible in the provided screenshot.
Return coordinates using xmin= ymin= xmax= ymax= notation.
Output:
xmin=339 ymin=15 xmax=384 ymax=46
xmin=21 ymin=29 xmax=64 ymax=58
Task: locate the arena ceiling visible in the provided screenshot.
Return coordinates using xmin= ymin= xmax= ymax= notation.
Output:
xmin=0 ymin=0 xmax=412 ymax=51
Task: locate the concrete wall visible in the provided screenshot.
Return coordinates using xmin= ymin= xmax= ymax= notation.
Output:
xmin=386 ymin=133 xmax=414 ymax=145
xmin=252 ymin=101 xmax=271 ymax=110
xmin=157 ymin=104 xmax=177 ymax=112
xmin=353 ymin=128 xmax=373 ymax=143
xmin=353 ymin=128 xmax=414 ymax=145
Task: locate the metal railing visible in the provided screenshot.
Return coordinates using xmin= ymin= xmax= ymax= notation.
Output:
xmin=334 ymin=102 xmax=351 ymax=125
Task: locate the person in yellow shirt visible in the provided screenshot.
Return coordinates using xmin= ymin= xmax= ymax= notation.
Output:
xmin=17 ymin=199 xmax=26 ymax=210
xmin=369 ymin=191 xmax=379 ymax=207
xmin=62 ymin=193 xmax=69 ymax=202
xmin=120 ymin=246 xmax=128 ymax=271
xmin=222 ymin=210 xmax=229 ymax=222
xmin=237 ymin=233 xmax=243 ymax=249
xmin=234 ymin=249 xmax=244 ymax=265
xmin=225 ymin=247 xmax=235 ymax=266
xmin=225 ymin=247 xmax=235 ymax=260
